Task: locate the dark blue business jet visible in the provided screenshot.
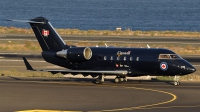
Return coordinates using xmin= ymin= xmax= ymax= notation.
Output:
xmin=8 ymin=17 xmax=196 ymax=86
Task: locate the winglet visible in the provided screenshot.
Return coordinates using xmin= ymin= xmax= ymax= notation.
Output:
xmin=22 ymin=57 xmax=36 ymax=71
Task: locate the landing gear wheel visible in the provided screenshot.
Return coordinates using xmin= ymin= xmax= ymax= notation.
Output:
xmin=95 ymin=75 xmax=105 ymax=84
xmin=95 ymin=78 xmax=103 ymax=84
xmin=95 ymin=78 xmax=100 ymax=84
xmin=174 ymin=81 xmax=180 ymax=86
xmin=119 ymin=78 xmax=124 ymax=82
xmin=174 ymin=75 xmax=180 ymax=86
xmin=114 ymin=76 xmax=126 ymax=83
xmin=124 ymin=77 xmax=127 ymax=82
xmin=114 ymin=78 xmax=119 ymax=83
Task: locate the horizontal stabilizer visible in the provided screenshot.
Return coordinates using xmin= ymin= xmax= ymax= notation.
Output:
xmin=6 ymin=19 xmax=44 ymax=24
xmin=22 ymin=57 xmax=36 ymax=71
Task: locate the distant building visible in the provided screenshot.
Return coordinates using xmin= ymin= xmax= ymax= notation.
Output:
xmin=116 ymin=27 xmax=122 ymax=31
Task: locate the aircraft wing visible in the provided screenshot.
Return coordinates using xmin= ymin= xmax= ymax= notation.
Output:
xmin=22 ymin=57 xmax=127 ymax=75
xmin=41 ymin=69 xmax=127 ymax=75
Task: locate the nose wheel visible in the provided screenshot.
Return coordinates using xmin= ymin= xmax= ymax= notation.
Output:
xmin=174 ymin=81 xmax=180 ymax=86
xmin=174 ymin=75 xmax=180 ymax=86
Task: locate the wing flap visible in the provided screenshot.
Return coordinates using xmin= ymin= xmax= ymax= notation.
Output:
xmin=41 ymin=69 xmax=127 ymax=75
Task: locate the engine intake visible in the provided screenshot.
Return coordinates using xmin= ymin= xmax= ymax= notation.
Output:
xmin=56 ymin=47 xmax=92 ymax=62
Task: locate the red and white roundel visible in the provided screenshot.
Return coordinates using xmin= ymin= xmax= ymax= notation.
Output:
xmin=160 ymin=62 xmax=168 ymax=71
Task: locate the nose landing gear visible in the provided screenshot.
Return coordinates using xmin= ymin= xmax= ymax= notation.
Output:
xmin=174 ymin=75 xmax=180 ymax=86
xmin=95 ymin=75 xmax=104 ymax=84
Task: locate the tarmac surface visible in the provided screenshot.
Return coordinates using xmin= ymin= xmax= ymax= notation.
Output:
xmin=0 ymin=54 xmax=199 ymax=112
xmin=0 ymin=35 xmax=200 ymax=112
xmin=0 ymin=76 xmax=199 ymax=112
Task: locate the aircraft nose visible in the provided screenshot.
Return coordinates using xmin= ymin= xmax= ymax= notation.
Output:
xmin=185 ymin=64 xmax=196 ymax=74
xmin=187 ymin=66 xmax=196 ymax=73
xmin=181 ymin=59 xmax=196 ymax=74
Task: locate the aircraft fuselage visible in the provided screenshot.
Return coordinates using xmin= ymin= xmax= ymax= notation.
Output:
xmin=42 ymin=47 xmax=195 ymax=77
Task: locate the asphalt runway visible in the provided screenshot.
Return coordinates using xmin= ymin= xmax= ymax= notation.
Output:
xmin=0 ymin=76 xmax=199 ymax=112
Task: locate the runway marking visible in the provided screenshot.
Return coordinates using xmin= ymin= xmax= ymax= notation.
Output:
xmin=88 ymin=86 xmax=177 ymax=112
xmin=0 ymin=79 xmax=177 ymax=112
xmin=6 ymin=79 xmax=200 ymax=111
xmin=133 ymin=104 xmax=200 ymax=110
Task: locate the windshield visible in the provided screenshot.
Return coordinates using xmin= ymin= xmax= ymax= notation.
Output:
xmin=159 ymin=54 xmax=181 ymax=59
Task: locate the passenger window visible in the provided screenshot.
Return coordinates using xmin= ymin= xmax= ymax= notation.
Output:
xmin=97 ymin=56 xmax=103 ymax=60
xmin=130 ymin=57 xmax=133 ymax=61
xmin=124 ymin=56 xmax=126 ymax=61
xmin=104 ymin=56 xmax=107 ymax=60
xmin=136 ymin=57 xmax=139 ymax=61
xmin=110 ymin=56 xmax=113 ymax=60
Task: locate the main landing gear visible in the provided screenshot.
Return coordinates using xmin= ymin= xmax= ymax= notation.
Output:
xmin=95 ymin=75 xmax=104 ymax=84
xmin=174 ymin=75 xmax=180 ymax=86
xmin=114 ymin=76 xmax=127 ymax=83
xmin=94 ymin=75 xmax=127 ymax=84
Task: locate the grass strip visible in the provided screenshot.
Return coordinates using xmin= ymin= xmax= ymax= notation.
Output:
xmin=1 ymin=26 xmax=200 ymax=37
xmin=1 ymin=40 xmax=200 ymax=55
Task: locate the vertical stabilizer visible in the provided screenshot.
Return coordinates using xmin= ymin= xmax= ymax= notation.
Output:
xmin=8 ymin=17 xmax=69 ymax=51
xmin=29 ymin=17 xmax=68 ymax=51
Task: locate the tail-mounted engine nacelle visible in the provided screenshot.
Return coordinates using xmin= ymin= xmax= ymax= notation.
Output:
xmin=56 ymin=47 xmax=92 ymax=62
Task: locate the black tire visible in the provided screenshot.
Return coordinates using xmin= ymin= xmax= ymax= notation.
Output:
xmin=177 ymin=81 xmax=180 ymax=86
xmin=95 ymin=79 xmax=100 ymax=84
xmin=114 ymin=78 xmax=119 ymax=83
xmin=174 ymin=81 xmax=179 ymax=86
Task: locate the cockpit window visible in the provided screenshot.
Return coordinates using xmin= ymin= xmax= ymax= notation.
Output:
xmin=159 ymin=54 xmax=181 ymax=59
xmin=159 ymin=54 xmax=170 ymax=59
xmin=170 ymin=54 xmax=181 ymax=59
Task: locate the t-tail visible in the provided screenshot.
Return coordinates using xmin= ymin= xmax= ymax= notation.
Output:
xmin=7 ymin=17 xmax=69 ymax=51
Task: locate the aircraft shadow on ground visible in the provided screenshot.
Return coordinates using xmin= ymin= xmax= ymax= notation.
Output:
xmin=8 ymin=76 xmax=22 ymax=80
xmin=6 ymin=76 xmax=174 ymax=85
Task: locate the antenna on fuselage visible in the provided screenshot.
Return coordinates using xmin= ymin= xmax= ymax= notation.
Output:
xmin=105 ymin=43 xmax=108 ymax=48
xmin=147 ymin=44 xmax=150 ymax=49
